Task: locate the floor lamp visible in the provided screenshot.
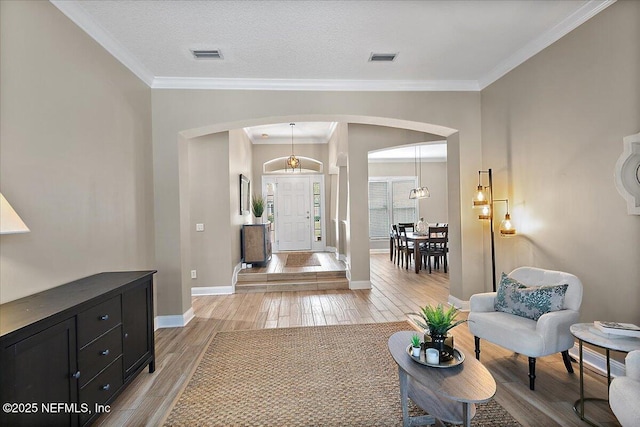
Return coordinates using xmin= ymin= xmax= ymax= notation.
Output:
xmin=473 ymin=169 xmax=516 ymax=292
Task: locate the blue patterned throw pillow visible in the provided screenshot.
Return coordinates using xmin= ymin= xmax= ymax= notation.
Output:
xmin=494 ymin=273 xmax=568 ymax=321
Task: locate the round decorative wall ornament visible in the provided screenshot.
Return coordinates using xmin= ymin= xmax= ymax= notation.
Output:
xmin=614 ymin=131 xmax=640 ymax=215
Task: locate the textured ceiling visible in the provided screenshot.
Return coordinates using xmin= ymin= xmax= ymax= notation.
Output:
xmin=245 ymin=122 xmax=337 ymax=145
xmin=52 ymin=0 xmax=613 ymax=90
xmin=50 ymin=0 xmax=614 ymax=155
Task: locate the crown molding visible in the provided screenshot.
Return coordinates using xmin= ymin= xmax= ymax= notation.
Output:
xmin=478 ymin=0 xmax=616 ymax=89
xmin=52 ymin=0 xmax=614 ymax=92
xmin=50 ymin=0 xmax=155 ymax=86
xmin=151 ymin=77 xmax=480 ymax=91
xmin=251 ymin=137 xmax=329 ymax=145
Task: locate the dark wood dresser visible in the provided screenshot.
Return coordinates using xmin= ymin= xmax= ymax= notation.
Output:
xmin=0 ymin=271 xmax=156 ymax=426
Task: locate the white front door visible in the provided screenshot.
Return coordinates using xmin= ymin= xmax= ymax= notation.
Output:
xmin=276 ymin=177 xmax=311 ymax=251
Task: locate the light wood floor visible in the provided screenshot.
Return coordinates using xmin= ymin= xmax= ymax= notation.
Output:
xmin=97 ymin=253 xmax=618 ymax=427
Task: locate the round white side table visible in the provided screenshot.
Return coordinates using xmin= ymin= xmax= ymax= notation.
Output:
xmin=570 ymin=323 xmax=640 ymax=427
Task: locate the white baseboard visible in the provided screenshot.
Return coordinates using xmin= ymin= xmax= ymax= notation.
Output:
xmin=191 ymin=286 xmax=234 ymax=296
xmin=349 ymin=280 xmax=371 ymax=290
xmin=232 ymin=262 xmax=242 ymax=290
xmin=369 ymin=249 xmax=389 ymax=254
xmin=569 ymin=343 xmax=626 ymax=378
xmin=154 ymin=307 xmax=195 ymax=330
xmin=325 ymin=246 xmax=337 ymax=254
xmin=448 ymin=295 xmax=470 ymax=312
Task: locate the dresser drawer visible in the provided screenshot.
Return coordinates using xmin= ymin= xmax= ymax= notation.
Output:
xmin=78 ymin=326 xmax=123 ymax=388
xmin=77 ymin=296 xmax=122 ymax=348
xmin=79 ymin=356 xmax=123 ymax=426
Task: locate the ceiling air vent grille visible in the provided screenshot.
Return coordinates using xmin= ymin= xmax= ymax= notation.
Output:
xmin=369 ymin=52 xmax=397 ymax=62
xmin=191 ymin=50 xmax=223 ymax=60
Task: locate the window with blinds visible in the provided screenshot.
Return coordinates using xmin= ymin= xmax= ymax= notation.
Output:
xmin=368 ymin=178 xmax=417 ymax=239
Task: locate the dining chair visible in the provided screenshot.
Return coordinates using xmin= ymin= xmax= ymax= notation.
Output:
xmin=419 ymin=226 xmax=448 ymax=273
xmin=398 ymin=222 xmax=415 ymax=232
xmin=397 ymin=225 xmax=414 ymax=269
xmin=390 ymin=225 xmax=398 ymax=263
xmin=391 ymin=225 xmax=404 ymax=267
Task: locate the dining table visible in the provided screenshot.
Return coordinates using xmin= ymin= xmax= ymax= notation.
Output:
xmin=403 ymin=232 xmax=430 ymax=274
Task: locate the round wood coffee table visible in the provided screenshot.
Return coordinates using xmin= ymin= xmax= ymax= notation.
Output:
xmin=388 ymin=331 xmax=496 ymax=427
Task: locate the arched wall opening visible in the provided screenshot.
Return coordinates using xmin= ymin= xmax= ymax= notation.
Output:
xmin=168 ymin=114 xmax=477 ymax=327
xmin=263 ymin=156 xmax=323 ymax=173
xmin=150 ymin=89 xmax=486 ymax=323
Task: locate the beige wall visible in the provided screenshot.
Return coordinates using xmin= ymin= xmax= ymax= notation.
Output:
xmin=229 ymin=129 xmax=254 ymax=261
xmin=188 ymin=132 xmax=235 ymax=290
xmin=480 ymin=0 xmax=640 ymax=323
xmin=178 ymin=130 xmax=252 ymax=304
xmin=0 ymin=1 xmax=154 ymax=303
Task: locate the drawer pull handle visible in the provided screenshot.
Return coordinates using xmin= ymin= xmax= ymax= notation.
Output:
xmin=100 ymin=314 xmax=109 ymax=321
xmin=72 ymin=371 xmax=81 ymax=379
xmin=100 ymin=349 xmax=110 ymax=356
xmin=101 ymin=384 xmax=110 ymax=391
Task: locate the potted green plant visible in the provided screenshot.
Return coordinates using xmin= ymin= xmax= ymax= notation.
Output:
xmin=409 ymin=304 xmax=467 ymax=356
xmin=251 ymin=193 xmax=265 ymax=223
xmin=410 ymin=333 xmax=421 ymax=357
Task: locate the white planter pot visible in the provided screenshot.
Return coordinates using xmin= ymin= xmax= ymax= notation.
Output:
xmin=412 ymin=346 xmax=421 ymax=357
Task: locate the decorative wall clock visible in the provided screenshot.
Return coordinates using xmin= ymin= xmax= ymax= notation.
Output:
xmin=614 ymin=131 xmax=640 ymax=215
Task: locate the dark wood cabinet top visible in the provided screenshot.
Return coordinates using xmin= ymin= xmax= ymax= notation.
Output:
xmin=0 ymin=271 xmax=156 ymax=339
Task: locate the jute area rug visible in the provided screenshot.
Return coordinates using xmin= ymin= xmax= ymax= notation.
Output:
xmin=163 ymin=322 xmax=521 ymax=426
xmin=284 ymin=252 xmax=321 ymax=267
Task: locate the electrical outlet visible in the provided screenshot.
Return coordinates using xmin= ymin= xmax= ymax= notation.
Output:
xmin=196 ymin=223 xmax=204 ymax=232
xmin=190 ymin=270 xmax=197 ymax=279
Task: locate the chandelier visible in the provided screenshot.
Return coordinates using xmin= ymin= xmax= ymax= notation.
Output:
xmin=285 ymin=123 xmax=301 ymax=172
xmin=409 ymin=146 xmax=430 ymax=199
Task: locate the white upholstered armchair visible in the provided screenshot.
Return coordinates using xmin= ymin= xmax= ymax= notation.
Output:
xmin=610 ymin=350 xmax=640 ymax=427
xmin=468 ymin=266 xmax=583 ymax=390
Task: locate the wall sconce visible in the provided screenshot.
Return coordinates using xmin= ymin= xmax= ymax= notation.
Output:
xmin=0 ymin=193 xmax=30 ymax=234
xmin=473 ymin=169 xmax=516 ymax=291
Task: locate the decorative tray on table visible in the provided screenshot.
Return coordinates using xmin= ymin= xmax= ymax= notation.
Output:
xmin=406 ymin=345 xmax=465 ymax=368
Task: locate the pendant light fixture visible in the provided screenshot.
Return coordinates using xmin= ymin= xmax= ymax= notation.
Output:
xmin=409 ymin=146 xmax=430 ymax=199
xmin=285 ymin=123 xmax=301 ymax=172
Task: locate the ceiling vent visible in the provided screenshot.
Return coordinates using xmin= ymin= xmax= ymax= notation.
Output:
xmin=191 ymin=50 xmax=223 ymax=60
xmin=369 ymin=52 xmax=397 ymax=62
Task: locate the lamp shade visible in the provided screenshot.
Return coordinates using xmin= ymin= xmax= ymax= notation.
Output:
xmin=478 ymin=204 xmax=491 ymax=220
xmin=0 ymin=193 xmax=30 ymax=234
xmin=409 ymin=186 xmax=430 ymax=200
xmin=499 ymin=213 xmax=516 ymax=236
xmin=472 ymin=185 xmax=489 ymax=208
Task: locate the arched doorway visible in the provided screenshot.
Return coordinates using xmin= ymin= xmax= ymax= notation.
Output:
xmin=157 ymin=113 xmax=482 ymax=327
xmin=178 ymin=116 xmax=459 ymax=289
